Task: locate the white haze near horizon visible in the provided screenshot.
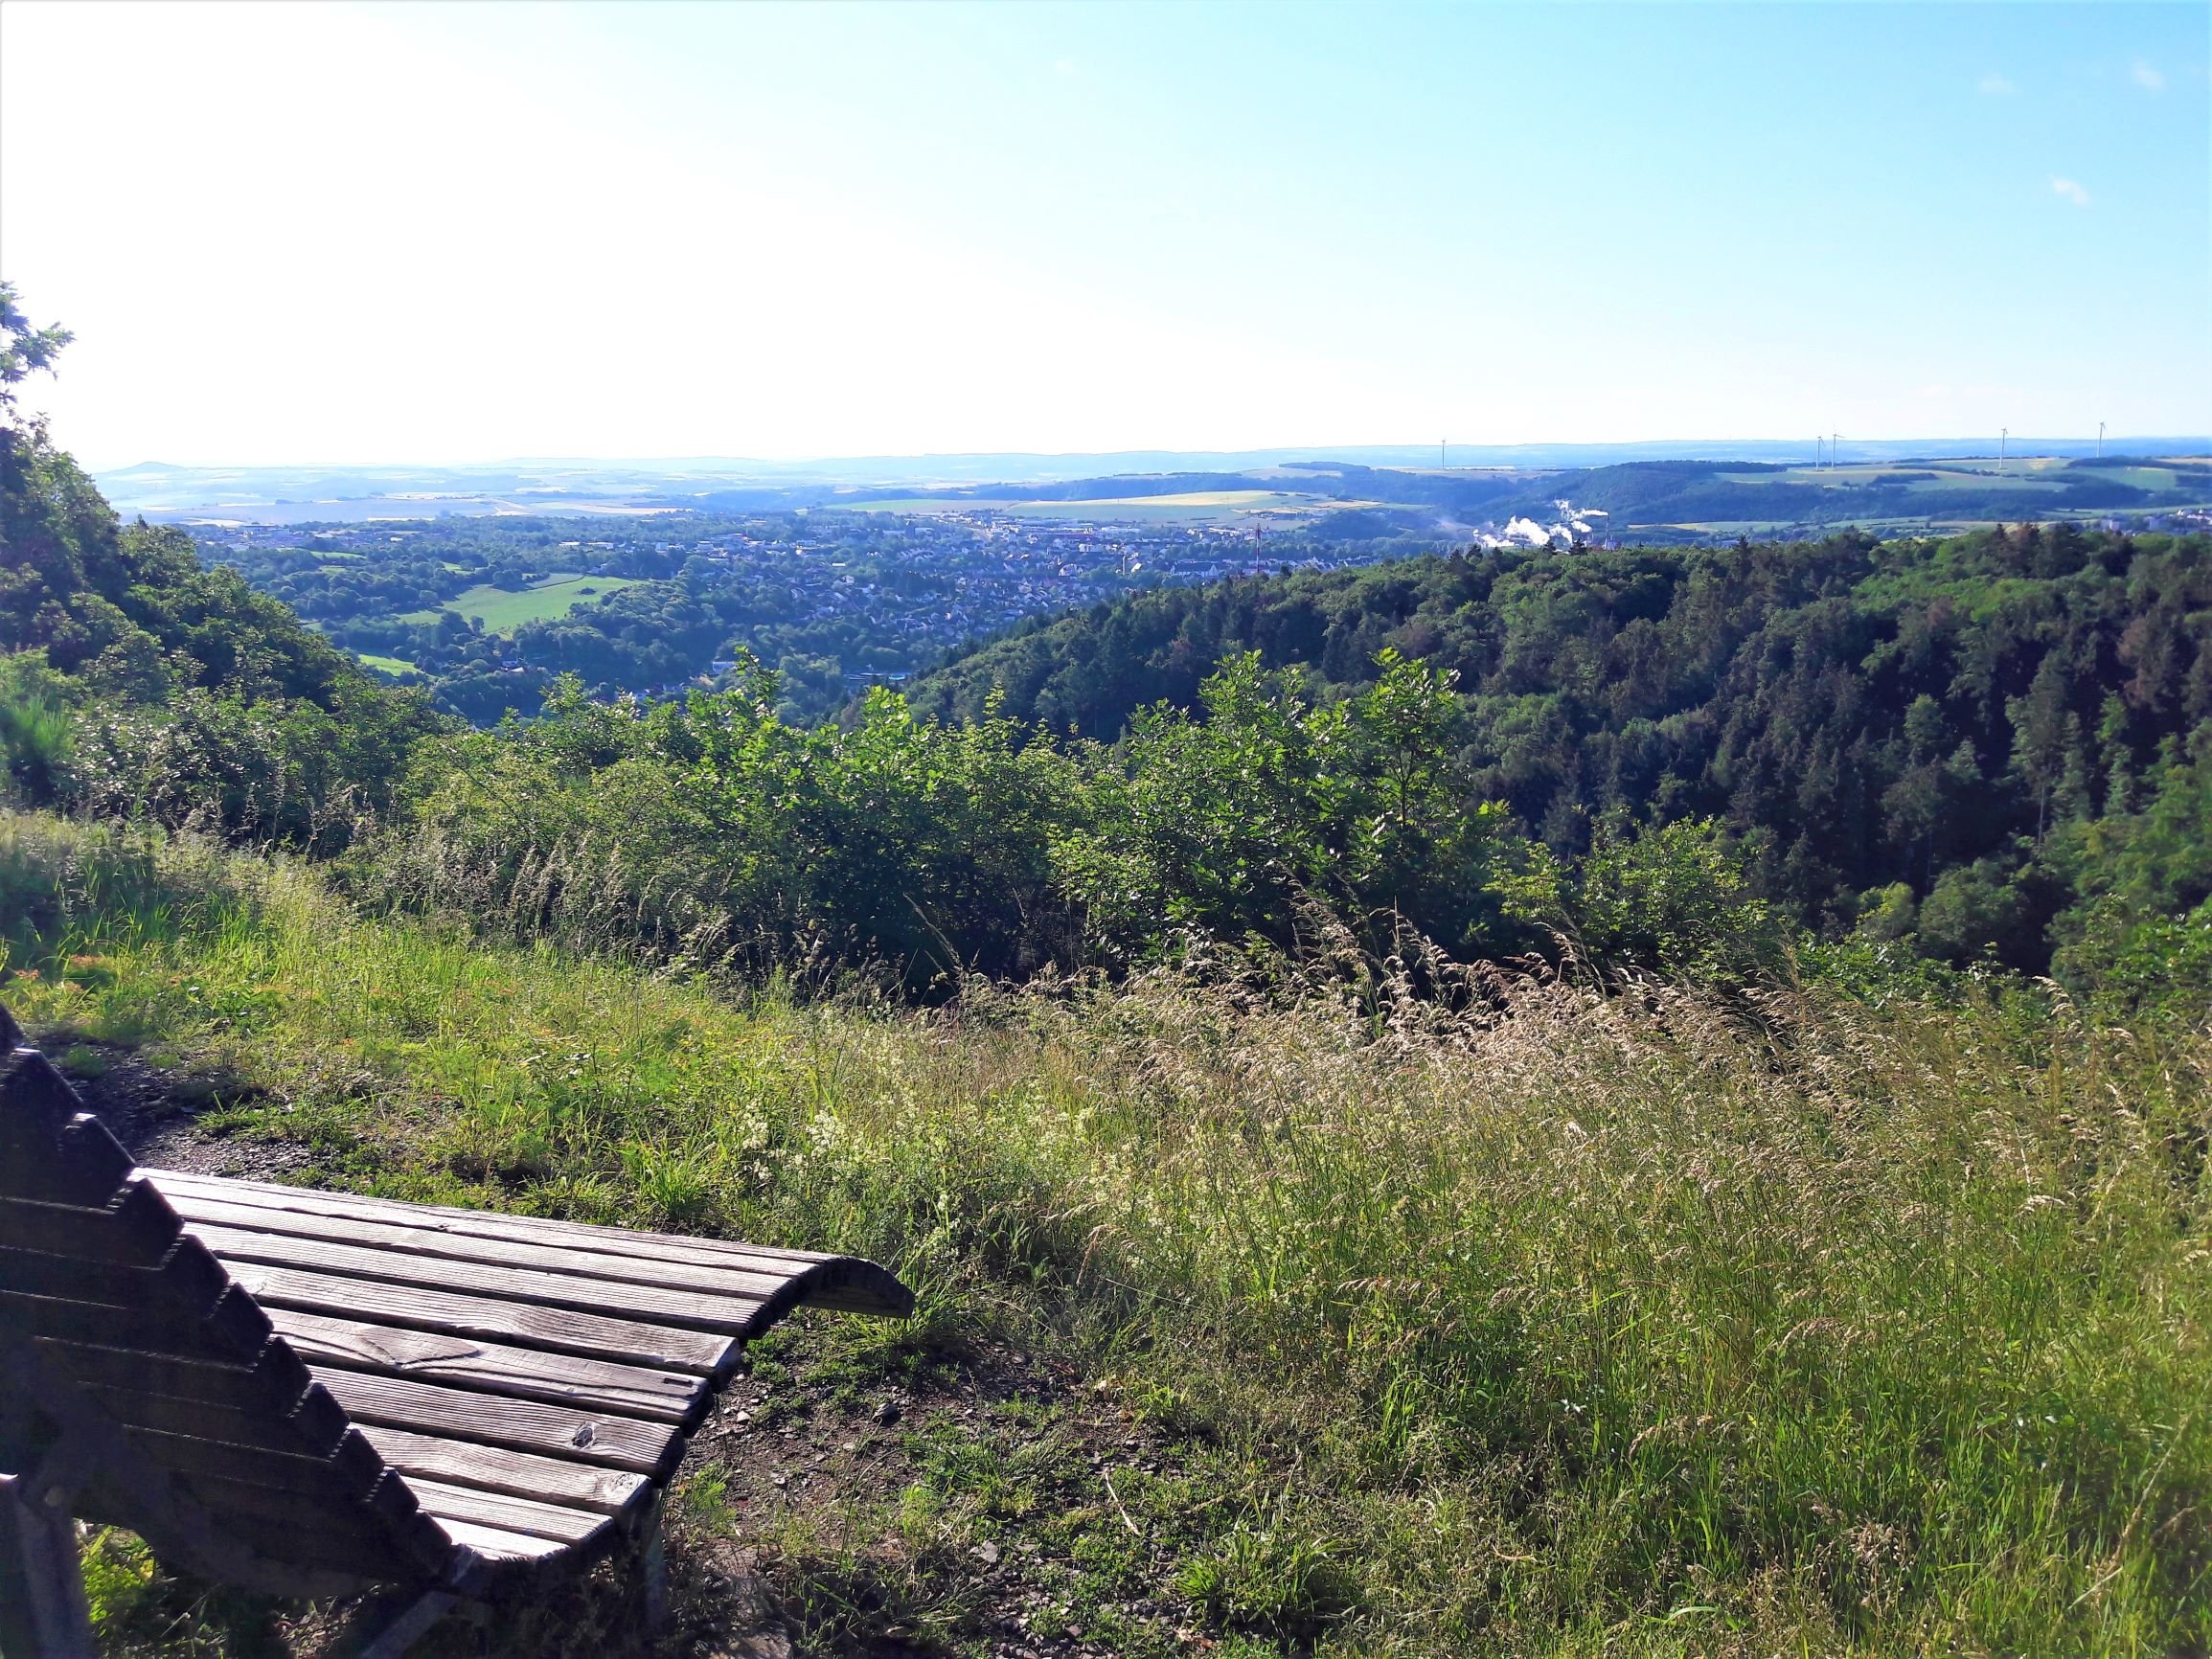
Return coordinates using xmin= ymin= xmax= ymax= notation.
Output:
xmin=2 ymin=1 xmax=2206 ymax=470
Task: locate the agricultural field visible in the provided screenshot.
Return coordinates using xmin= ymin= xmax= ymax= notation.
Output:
xmin=1720 ymin=460 xmax=2074 ymax=494
xmin=843 ymin=489 xmax=1385 ymax=523
xmin=396 ymin=573 xmax=639 ymax=629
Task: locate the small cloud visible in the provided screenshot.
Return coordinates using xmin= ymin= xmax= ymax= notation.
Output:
xmin=1979 ymin=72 xmax=2018 ymax=96
xmin=1054 ymin=57 xmax=1074 ymax=76
xmin=2132 ymin=59 xmax=2164 ymax=92
xmin=2050 ymin=176 xmax=2091 ymax=208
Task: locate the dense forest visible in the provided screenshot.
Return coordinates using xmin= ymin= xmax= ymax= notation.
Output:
xmin=906 ymin=532 xmax=2212 ymax=982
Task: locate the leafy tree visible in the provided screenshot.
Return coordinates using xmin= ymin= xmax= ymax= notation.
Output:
xmin=0 ymin=282 xmax=72 ymax=415
xmin=1500 ymin=815 xmax=1784 ymax=983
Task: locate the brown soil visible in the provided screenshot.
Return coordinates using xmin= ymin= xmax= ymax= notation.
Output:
xmin=668 ymin=1330 xmax=1199 ymax=1659
xmin=57 ymin=1039 xmax=318 ymax=1180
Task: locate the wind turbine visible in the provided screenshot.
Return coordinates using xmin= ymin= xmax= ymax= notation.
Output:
xmin=2000 ymin=428 xmax=2008 ymax=476
xmin=2098 ymin=421 xmax=2105 ymax=460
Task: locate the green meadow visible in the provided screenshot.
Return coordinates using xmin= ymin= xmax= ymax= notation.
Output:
xmin=397 ymin=573 xmax=640 ymax=630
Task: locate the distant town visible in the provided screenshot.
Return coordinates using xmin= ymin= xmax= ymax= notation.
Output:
xmin=190 ymin=503 xmax=1422 ymax=723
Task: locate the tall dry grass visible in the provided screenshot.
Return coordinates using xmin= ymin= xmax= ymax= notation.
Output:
xmin=4 ymin=809 xmax=2206 ymax=1655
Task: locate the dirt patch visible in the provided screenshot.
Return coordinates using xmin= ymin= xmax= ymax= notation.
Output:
xmin=666 ymin=1325 xmax=1212 ymax=1659
xmin=49 ymin=1039 xmax=319 ymax=1180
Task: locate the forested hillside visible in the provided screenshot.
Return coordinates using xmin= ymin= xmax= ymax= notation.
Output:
xmin=1 ymin=288 xmax=442 ymax=848
xmin=908 ymin=531 xmax=2212 ymax=978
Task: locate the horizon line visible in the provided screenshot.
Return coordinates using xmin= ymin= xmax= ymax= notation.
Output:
xmin=87 ymin=435 xmax=2212 ymax=476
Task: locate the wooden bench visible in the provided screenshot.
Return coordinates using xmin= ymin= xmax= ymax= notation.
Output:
xmin=0 ymin=1006 xmax=914 ymax=1657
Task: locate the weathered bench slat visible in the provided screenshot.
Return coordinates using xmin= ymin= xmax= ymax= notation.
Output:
xmin=0 ymin=1051 xmax=135 ymax=1209
xmin=147 ymin=1170 xmax=836 ymax=1270
xmin=168 ymin=1191 xmax=811 ymax=1304
xmin=121 ymin=1424 xmax=392 ymax=1504
xmin=1 ymin=1284 xmax=276 ymax=1368
xmin=433 ymin=1515 xmax=575 ymax=1564
xmin=400 ymin=1478 xmax=609 ymax=1546
xmin=32 ymin=1333 xmax=310 ymax=1420
xmin=152 ymin=1175 xmax=912 ymax=1318
xmin=222 ymin=1261 xmax=738 ymax=1375
xmin=80 ymin=1380 xmax=351 ymax=1462
xmin=0 ymin=1242 xmax=233 ymax=1329
xmin=355 ymin=1424 xmax=650 ymax=1517
xmin=83 ymin=1476 xmax=428 ymax=1582
xmin=171 ymin=1471 xmax=448 ymax=1575
xmin=309 ymin=1369 xmax=683 ymax=1478
xmin=185 ymin=1223 xmax=775 ymax=1335
xmin=266 ymin=1307 xmax=706 ymax=1424
xmin=0 ymin=1185 xmax=188 ymax=1264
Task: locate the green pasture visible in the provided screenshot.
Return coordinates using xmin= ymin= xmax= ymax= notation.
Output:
xmin=1742 ymin=463 xmax=2071 ymax=493
xmin=2070 ymin=464 xmax=2184 ymax=491
xmin=396 ymin=574 xmax=639 ymax=630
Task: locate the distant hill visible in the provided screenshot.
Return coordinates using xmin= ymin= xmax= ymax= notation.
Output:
xmin=94 ymin=442 xmax=2212 ymax=527
xmin=1485 ymin=456 xmax=2212 ymax=534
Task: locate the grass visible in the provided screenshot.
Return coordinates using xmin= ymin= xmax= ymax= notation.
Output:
xmin=350 ymin=651 xmax=420 ymax=676
xmin=2072 ymin=466 xmax=2182 ymax=491
xmin=395 ymin=575 xmax=640 ymax=630
xmin=2 ymin=809 xmax=2208 ymax=1657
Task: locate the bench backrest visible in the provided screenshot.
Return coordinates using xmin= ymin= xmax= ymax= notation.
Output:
xmin=0 ymin=1009 xmax=451 ymax=1595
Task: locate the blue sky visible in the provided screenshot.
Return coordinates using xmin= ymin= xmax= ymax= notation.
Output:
xmin=2 ymin=1 xmax=2204 ymax=466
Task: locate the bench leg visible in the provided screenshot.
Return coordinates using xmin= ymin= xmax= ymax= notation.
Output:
xmin=0 ymin=1474 xmax=95 ymax=1659
xmin=356 ymin=1590 xmax=458 ymax=1659
xmin=641 ymin=1496 xmax=669 ymax=1634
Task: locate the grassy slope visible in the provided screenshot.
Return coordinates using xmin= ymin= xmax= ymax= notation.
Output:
xmin=3 ymin=810 xmax=2207 ymax=1658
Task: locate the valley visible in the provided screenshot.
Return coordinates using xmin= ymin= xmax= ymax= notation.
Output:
xmin=169 ymin=447 xmax=2212 ymax=727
